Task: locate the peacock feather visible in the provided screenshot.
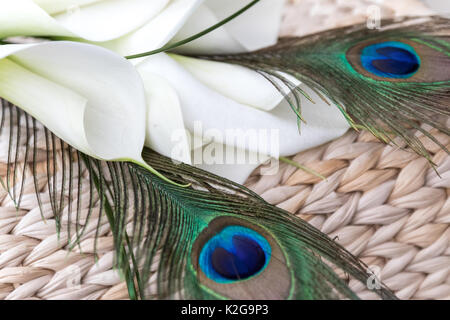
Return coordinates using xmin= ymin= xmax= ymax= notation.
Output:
xmin=0 ymin=101 xmax=397 ymax=300
xmin=196 ymin=16 xmax=450 ymax=161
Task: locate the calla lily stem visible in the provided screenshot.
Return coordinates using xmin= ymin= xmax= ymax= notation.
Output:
xmin=130 ymin=158 xmax=191 ymax=188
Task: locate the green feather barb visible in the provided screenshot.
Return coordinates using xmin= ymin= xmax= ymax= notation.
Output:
xmin=197 ymin=16 xmax=450 ymax=162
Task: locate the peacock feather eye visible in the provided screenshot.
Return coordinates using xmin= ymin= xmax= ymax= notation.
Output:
xmin=346 ymin=38 xmax=449 ymax=83
xmin=191 ymin=217 xmax=291 ymax=299
xmin=360 ymin=41 xmax=420 ymax=78
xmin=199 ymin=226 xmax=271 ymax=283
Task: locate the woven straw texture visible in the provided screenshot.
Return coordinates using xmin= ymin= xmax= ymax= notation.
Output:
xmin=0 ymin=0 xmax=449 ymax=300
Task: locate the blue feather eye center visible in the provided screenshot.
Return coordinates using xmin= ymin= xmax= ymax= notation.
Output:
xmin=211 ymin=235 xmax=265 ymax=280
xmin=361 ymin=41 xmax=420 ymax=78
xmin=199 ymin=226 xmax=271 ymax=283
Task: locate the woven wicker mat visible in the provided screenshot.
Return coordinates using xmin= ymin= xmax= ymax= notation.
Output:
xmin=0 ymin=0 xmax=449 ymax=300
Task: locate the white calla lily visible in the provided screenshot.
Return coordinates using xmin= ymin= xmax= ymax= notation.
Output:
xmin=0 ymin=0 xmax=349 ymax=184
xmin=137 ymin=53 xmax=351 ymax=184
xmin=0 ymin=41 xmax=182 ymax=184
xmin=0 ymin=0 xmax=285 ymax=56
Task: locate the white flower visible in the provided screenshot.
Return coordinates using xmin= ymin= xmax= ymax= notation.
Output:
xmin=0 ymin=41 xmax=180 ymax=184
xmin=0 ymin=0 xmax=285 ymax=55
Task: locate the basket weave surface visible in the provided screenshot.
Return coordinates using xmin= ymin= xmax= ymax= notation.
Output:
xmin=0 ymin=0 xmax=449 ymax=300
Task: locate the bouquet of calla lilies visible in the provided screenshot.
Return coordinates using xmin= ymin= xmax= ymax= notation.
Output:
xmin=0 ymin=0 xmax=350 ymax=183
xmin=0 ymin=0 xmax=448 ymax=300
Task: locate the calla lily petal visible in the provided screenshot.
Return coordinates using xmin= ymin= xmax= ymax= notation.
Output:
xmin=139 ymin=72 xmax=192 ymax=164
xmin=170 ymin=54 xmax=286 ymax=111
xmin=171 ymin=0 xmax=285 ymax=54
xmin=101 ymin=0 xmax=203 ymax=56
xmin=205 ymin=0 xmax=285 ymax=51
xmin=191 ymin=89 xmax=350 ymax=184
xmin=52 ymin=0 xmax=170 ymax=42
xmin=0 ymin=0 xmax=72 ymax=39
xmin=0 ymin=57 xmax=89 ymax=153
xmin=33 ymin=0 xmax=105 ymax=15
xmin=0 ymin=0 xmax=172 ymax=42
xmin=0 ymin=41 xmax=147 ymax=163
xmin=137 ymin=53 xmax=350 ymax=183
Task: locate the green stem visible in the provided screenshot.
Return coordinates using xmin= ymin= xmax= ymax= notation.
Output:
xmin=130 ymin=158 xmax=190 ymax=188
xmin=125 ymin=0 xmax=261 ymax=59
xmin=279 ymin=156 xmax=327 ymax=181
